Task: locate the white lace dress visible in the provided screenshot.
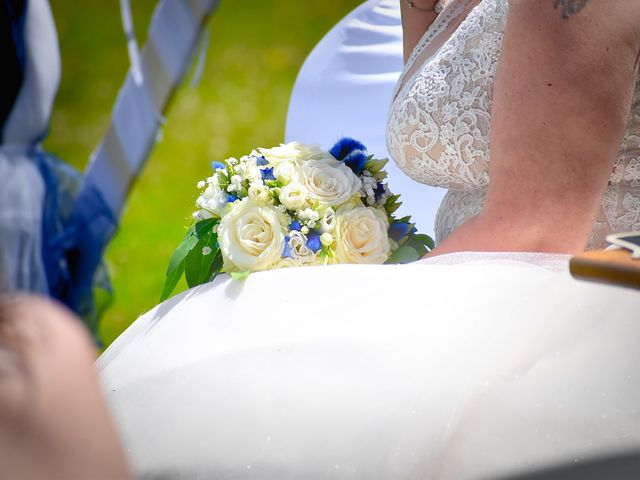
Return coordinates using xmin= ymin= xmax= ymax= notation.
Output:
xmin=98 ymin=1 xmax=640 ymax=478
xmin=387 ymin=0 xmax=640 ymax=247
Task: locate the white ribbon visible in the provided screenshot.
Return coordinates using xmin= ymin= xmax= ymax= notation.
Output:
xmin=191 ymin=25 xmax=211 ymax=88
xmin=119 ymin=0 xmax=144 ymax=85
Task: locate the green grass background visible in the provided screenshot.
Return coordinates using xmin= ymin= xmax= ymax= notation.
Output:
xmin=46 ymin=0 xmax=362 ymax=347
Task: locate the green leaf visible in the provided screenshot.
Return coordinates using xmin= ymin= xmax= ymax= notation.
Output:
xmin=185 ymin=220 xmax=220 ymax=288
xmin=385 ymin=201 xmax=402 ymax=214
xmin=364 ymin=157 xmax=389 ymax=174
xmin=194 ymin=218 xmax=218 ymax=238
xmin=160 ymin=224 xmax=199 ymax=301
xmin=385 ymin=194 xmax=400 ymax=207
xmin=230 ymin=271 xmax=251 ymax=281
xmin=265 ymin=180 xmax=283 ymax=189
xmin=410 ymin=233 xmax=435 ymax=251
xmin=384 ymin=194 xmax=402 ymax=214
xmin=160 ymin=219 xmax=219 ymax=301
xmin=185 ymin=239 xmax=206 ymax=287
xmin=207 ymin=251 xmax=224 ymax=281
xmin=160 ymin=261 xmax=186 ymax=302
xmin=218 ymin=171 xmax=230 ymax=189
xmin=401 ymin=232 xmax=435 ymax=258
xmin=388 ymin=245 xmax=420 ymax=264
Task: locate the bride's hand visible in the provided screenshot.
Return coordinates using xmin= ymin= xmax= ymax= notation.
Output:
xmin=400 ymin=0 xmax=443 ymax=62
xmin=428 ymin=0 xmax=640 ymax=256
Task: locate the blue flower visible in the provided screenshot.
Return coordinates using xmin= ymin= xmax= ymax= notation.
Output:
xmin=289 ymin=220 xmax=302 ymax=231
xmin=329 ymin=137 xmax=367 ymax=160
xmin=255 ymin=155 xmax=269 ymax=166
xmin=226 ymin=193 xmax=239 ymax=203
xmin=261 ymin=167 xmax=276 ymax=181
xmin=389 ymin=222 xmax=412 ymax=242
xmin=306 ymin=231 xmax=322 ymax=253
xmin=282 ymin=236 xmax=292 ymax=258
xmin=343 ymin=150 xmax=368 ymax=175
xmin=211 ymin=161 xmax=226 ymax=171
xmin=374 ymin=182 xmax=386 ymax=203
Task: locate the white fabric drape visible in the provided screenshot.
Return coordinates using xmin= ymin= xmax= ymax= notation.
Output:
xmin=98 ymin=254 xmax=640 ymax=479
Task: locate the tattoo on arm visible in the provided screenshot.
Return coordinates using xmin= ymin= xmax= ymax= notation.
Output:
xmin=552 ymin=0 xmax=590 ymax=19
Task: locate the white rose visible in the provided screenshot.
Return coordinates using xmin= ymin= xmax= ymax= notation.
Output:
xmin=258 ymin=141 xmax=333 ymax=165
xmin=237 ymin=156 xmax=262 ymax=182
xmin=196 ymin=183 xmax=227 ymax=216
xmin=218 ymin=199 xmax=286 ymax=272
xmin=287 ymin=230 xmax=310 ymax=258
xmin=274 ymin=160 xmax=299 ymax=184
xmin=248 ymin=181 xmax=270 ymax=202
xmin=335 ymin=207 xmax=390 ymax=264
xmin=279 ymin=182 xmax=307 ymax=210
xmin=300 ymin=158 xmax=362 ymax=206
xmin=286 ymin=231 xmax=320 ymax=265
xmin=321 ymin=207 xmax=336 ymax=232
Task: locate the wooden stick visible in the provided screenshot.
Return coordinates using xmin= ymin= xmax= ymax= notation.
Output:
xmin=570 ymin=248 xmax=640 ymax=290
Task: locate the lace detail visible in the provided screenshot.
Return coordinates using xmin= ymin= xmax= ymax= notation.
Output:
xmin=392 ymin=0 xmax=470 ymax=101
xmin=434 ymin=189 xmax=485 ymax=243
xmin=387 ymin=0 xmax=640 ymax=249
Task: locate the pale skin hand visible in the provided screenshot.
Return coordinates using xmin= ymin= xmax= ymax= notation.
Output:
xmin=400 ymin=0 xmax=441 ymax=62
xmin=426 ymin=0 xmax=640 ymax=256
xmin=0 ymin=297 xmax=132 ymax=480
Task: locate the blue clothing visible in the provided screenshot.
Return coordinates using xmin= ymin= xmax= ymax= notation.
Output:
xmin=0 ymin=0 xmax=113 ymax=336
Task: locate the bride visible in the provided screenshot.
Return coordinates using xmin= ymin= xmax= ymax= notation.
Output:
xmin=99 ymin=0 xmax=640 ymax=478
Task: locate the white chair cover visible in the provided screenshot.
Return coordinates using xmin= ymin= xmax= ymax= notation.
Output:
xmin=39 ymin=0 xmax=221 ymax=327
xmin=86 ymin=0 xmax=219 ymax=218
xmin=285 ymin=0 xmax=445 ymax=237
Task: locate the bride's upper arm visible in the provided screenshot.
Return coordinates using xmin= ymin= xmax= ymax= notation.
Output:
xmin=484 ymin=0 xmax=640 ymax=251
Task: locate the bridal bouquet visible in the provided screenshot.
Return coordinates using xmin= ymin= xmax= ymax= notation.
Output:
xmin=161 ymin=138 xmax=433 ymax=300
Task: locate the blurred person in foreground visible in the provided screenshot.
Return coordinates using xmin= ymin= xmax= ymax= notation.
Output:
xmin=0 ymin=290 xmax=131 ymax=479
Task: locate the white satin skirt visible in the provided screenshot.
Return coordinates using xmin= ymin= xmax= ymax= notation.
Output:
xmin=97 ymin=253 xmax=640 ymax=479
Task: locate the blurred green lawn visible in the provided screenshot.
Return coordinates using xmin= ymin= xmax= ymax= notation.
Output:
xmin=46 ymin=0 xmax=362 ymax=347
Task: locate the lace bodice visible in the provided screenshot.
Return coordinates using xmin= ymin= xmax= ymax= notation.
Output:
xmin=386 ymin=0 xmax=640 ymax=248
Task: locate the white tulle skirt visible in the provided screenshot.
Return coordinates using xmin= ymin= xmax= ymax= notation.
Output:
xmin=97 ymin=253 xmax=640 ymax=479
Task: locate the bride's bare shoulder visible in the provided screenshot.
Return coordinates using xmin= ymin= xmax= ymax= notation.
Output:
xmin=506 ymin=0 xmax=640 ymax=83
xmin=510 ymin=0 xmax=640 ymax=38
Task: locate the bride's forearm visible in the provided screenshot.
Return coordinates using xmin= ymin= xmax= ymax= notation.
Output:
xmin=425 ymin=212 xmax=591 ymax=258
xmin=400 ymin=0 xmax=440 ymax=62
xmin=424 ymin=216 xmax=508 ymax=258
xmin=423 ymin=0 xmax=640 ymax=259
